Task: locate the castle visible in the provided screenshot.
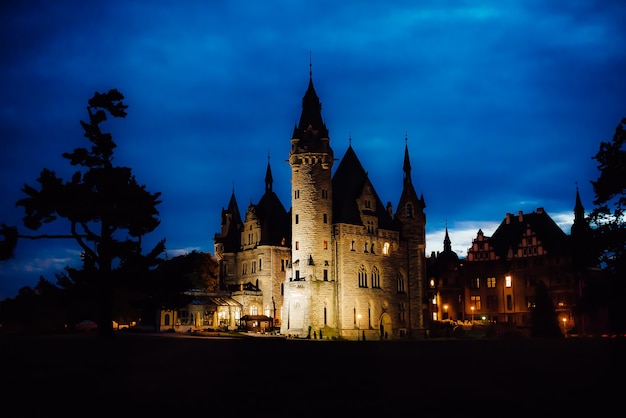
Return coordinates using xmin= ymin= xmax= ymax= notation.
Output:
xmin=213 ymin=73 xmax=427 ymax=340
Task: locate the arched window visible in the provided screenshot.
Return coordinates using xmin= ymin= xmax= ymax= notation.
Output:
xmin=405 ymin=203 xmax=414 ymax=218
xmin=397 ymin=272 xmax=405 ymax=293
xmin=372 ymin=266 xmax=380 ymax=288
xmin=358 ymin=265 xmax=368 ymax=288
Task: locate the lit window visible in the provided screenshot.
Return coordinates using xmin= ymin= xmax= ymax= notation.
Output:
xmin=505 ymin=275 xmax=512 ymax=288
xmin=383 ymin=242 xmax=390 ymax=256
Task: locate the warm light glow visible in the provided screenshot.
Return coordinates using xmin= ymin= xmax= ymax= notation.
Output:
xmin=443 ymin=304 xmax=448 ymax=311
xmin=357 ymin=314 xmax=362 ymax=319
xmin=505 ymin=275 xmax=512 ymax=287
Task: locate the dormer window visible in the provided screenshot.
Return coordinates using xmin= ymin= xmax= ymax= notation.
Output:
xmin=406 ymin=203 xmax=414 ymax=218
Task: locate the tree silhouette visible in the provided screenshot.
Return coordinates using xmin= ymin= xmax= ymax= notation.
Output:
xmin=147 ymin=251 xmax=219 ymax=311
xmin=530 ymin=280 xmax=562 ymax=338
xmin=9 ymin=89 xmax=164 ymax=339
xmin=588 ymin=117 xmax=626 ymax=334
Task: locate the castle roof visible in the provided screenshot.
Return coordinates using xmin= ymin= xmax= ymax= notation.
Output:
xmin=255 ymin=189 xmax=290 ymax=246
xmin=292 ymin=76 xmax=329 ymax=147
xmin=214 ymin=190 xmax=243 ymax=253
xmin=489 ymin=209 xmax=570 ymax=259
xmin=332 ymin=144 xmax=397 ymax=230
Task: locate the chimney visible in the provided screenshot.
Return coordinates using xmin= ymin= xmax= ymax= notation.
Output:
xmin=518 ymin=210 xmax=523 ymax=222
xmin=537 ymin=207 xmax=544 ymax=214
xmin=506 ymin=213 xmax=511 ymax=224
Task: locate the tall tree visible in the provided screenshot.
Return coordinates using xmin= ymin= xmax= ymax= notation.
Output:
xmin=588 ymin=117 xmax=626 ymax=334
xmin=10 ymin=89 xmax=164 ymax=338
xmin=530 ymin=280 xmax=562 ymax=338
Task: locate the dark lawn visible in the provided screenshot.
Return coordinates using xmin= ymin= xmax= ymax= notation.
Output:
xmin=1 ymin=332 xmax=622 ymax=417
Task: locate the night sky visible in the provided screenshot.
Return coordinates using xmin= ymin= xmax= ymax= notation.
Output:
xmin=1 ymin=1 xmax=625 ymax=299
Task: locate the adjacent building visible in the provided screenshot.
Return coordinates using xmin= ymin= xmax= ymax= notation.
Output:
xmin=429 ymin=188 xmax=608 ymax=336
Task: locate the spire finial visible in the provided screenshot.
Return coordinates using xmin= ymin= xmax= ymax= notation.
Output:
xmin=268 ymin=149 xmax=271 ymax=163
xmin=349 ymin=133 xmax=352 ymax=145
xmin=405 ymin=132 xmax=408 ymax=145
xmin=309 ymin=50 xmax=312 ymax=79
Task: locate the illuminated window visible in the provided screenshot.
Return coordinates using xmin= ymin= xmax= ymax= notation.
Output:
xmin=250 ymin=305 xmax=258 ymax=315
xmin=323 ymin=240 xmax=328 ymax=250
xmin=505 ymin=275 xmax=512 ymax=287
xmin=429 ymin=278 xmax=435 ymax=288
xmin=383 ymin=242 xmax=390 ymax=256
xmin=487 ymin=277 xmax=496 ymax=288
xmin=470 ymin=295 xmax=481 ymax=310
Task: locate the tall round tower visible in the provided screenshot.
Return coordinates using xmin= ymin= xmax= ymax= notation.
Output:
xmin=283 ymin=72 xmax=335 ymax=336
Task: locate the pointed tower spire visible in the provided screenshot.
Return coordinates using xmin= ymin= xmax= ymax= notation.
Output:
xmin=292 ymin=54 xmax=329 ymax=144
xmin=444 ymin=221 xmax=452 ymax=252
xmin=265 ymin=150 xmax=273 ymax=193
xmin=403 ymin=133 xmax=412 ymax=186
xmin=574 ymin=182 xmax=584 ymax=223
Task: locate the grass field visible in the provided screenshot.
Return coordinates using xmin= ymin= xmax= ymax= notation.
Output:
xmin=1 ymin=332 xmax=621 ymax=416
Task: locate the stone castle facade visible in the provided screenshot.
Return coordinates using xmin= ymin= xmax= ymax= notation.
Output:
xmin=214 ymin=74 xmax=427 ymax=340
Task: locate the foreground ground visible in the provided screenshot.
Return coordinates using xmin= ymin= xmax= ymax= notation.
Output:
xmin=1 ymin=332 xmax=622 ymax=416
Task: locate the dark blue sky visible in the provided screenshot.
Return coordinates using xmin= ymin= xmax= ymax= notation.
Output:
xmin=1 ymin=1 xmax=625 ymax=299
